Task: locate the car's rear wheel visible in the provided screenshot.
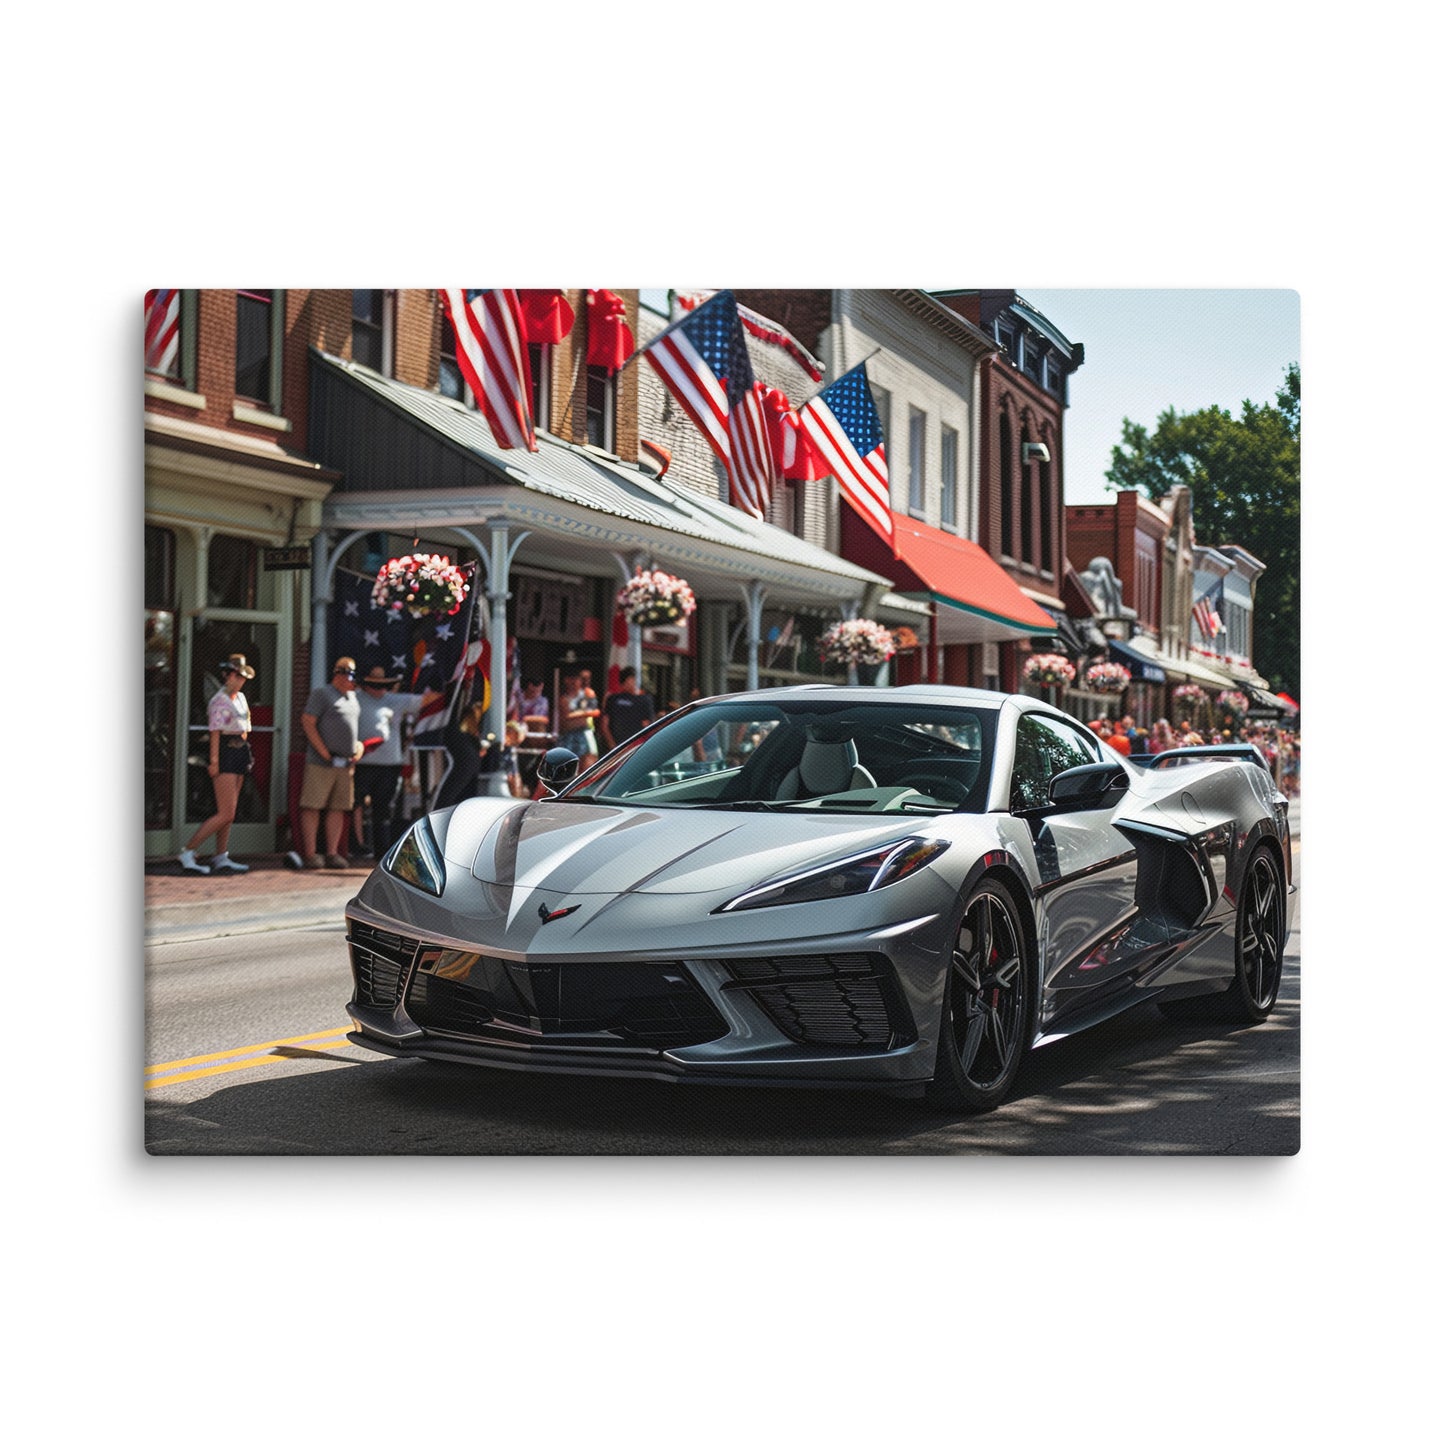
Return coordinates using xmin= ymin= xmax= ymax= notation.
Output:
xmin=926 ymin=879 xmax=1031 ymax=1113
xmin=1159 ymin=844 xmax=1285 ymax=1025
xmin=1222 ymin=845 xmax=1286 ymax=1023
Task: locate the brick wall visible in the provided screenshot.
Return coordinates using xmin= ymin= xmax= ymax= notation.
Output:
xmin=395 ymin=289 xmax=441 ymax=389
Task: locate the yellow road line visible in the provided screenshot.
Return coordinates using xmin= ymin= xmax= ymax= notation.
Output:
xmin=145 ymin=1039 xmax=356 ymax=1091
xmin=145 ymin=1026 xmax=352 ymax=1076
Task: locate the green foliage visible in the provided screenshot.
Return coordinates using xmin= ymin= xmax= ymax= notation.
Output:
xmin=1105 ymin=364 xmax=1300 ymax=693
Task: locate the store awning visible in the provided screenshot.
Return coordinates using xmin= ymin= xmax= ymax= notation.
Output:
xmin=308 ymin=349 xmax=893 ymax=609
xmin=1109 ymin=639 xmax=1167 ymax=685
xmin=1118 ymin=635 xmax=1236 ymax=692
xmin=841 ymin=508 xmax=1057 ymax=644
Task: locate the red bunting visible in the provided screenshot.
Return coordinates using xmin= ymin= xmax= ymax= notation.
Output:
xmin=761 ymin=385 xmax=828 ymax=482
xmin=516 ymin=289 xmax=575 ymax=345
xmin=586 ymin=289 xmax=636 ymax=375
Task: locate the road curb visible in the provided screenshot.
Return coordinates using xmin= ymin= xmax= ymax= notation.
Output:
xmin=145 ymin=886 xmax=356 ymax=944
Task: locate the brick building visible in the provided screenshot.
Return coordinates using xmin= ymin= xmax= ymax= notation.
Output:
xmin=146 ymin=288 xmax=906 ymax=860
xmin=730 ymin=289 xmax=1061 ymax=688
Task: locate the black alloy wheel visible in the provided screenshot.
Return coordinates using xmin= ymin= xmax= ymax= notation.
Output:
xmin=1226 ymin=846 xmax=1286 ymax=1023
xmin=1159 ymin=843 xmax=1287 ymax=1026
xmin=926 ymin=879 xmax=1031 ymax=1113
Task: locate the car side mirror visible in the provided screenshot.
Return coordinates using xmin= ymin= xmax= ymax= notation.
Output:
xmin=536 ymin=746 xmax=580 ymax=796
xmin=1048 ymin=760 xmax=1128 ymax=810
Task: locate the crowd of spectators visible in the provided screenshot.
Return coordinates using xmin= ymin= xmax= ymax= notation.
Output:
xmin=1085 ymin=713 xmax=1300 ymax=795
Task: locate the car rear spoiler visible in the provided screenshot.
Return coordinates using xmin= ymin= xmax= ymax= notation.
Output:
xmin=1144 ymin=743 xmax=1270 ymax=772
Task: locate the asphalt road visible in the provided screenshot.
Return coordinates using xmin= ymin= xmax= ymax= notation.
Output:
xmin=144 ymin=824 xmax=1301 ymax=1156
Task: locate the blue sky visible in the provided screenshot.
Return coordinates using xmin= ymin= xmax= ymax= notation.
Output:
xmin=1017 ymin=289 xmax=1300 ymax=504
xmin=643 ymin=289 xmax=1299 ymax=506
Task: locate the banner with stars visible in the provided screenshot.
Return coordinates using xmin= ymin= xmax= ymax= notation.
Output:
xmin=331 ymin=563 xmax=481 ymax=749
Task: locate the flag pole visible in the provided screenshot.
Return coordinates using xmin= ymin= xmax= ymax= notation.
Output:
xmin=613 ymin=288 xmax=732 ymax=375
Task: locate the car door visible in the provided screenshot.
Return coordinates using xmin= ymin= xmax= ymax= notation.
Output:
xmin=1010 ymin=713 xmax=1140 ymax=1024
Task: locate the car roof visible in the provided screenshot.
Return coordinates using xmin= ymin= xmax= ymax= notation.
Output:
xmin=694 ymin=683 xmax=1011 ymax=710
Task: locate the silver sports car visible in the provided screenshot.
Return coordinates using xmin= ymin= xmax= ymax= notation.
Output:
xmin=344 ymin=685 xmax=1295 ymax=1112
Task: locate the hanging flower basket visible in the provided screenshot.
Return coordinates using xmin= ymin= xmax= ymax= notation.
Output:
xmin=373 ymin=553 xmax=470 ymax=618
xmin=1022 ymin=653 xmax=1076 ymax=688
xmin=617 ymin=569 xmax=697 ymax=627
xmin=1172 ymin=683 xmax=1207 ymax=709
xmin=1216 ymin=689 xmax=1251 ymax=720
xmin=1084 ymin=661 xmax=1132 ymax=695
xmin=892 ymin=625 xmax=921 ymax=653
xmin=820 ymin=618 xmax=896 ymax=666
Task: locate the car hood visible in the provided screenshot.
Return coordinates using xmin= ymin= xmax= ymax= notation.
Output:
xmin=445 ymin=797 xmax=938 ymax=898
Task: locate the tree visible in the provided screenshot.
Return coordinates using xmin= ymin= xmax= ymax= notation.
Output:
xmin=1106 ymin=364 xmax=1300 ymax=695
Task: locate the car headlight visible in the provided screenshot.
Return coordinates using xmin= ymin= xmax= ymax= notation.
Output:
xmin=716 ymin=836 xmax=950 ymax=913
xmin=383 ymin=817 xmax=446 ymax=897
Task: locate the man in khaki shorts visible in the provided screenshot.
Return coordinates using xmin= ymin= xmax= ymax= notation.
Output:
xmin=299 ymin=657 xmax=364 ymax=868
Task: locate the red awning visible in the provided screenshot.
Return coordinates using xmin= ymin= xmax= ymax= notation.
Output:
xmin=842 ymin=508 xmax=1057 ymax=643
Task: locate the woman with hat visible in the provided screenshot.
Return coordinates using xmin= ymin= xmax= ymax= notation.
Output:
xmin=178 ymin=653 xmax=256 ymax=875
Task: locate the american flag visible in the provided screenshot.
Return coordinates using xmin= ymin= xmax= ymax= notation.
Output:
xmin=331 ymin=563 xmax=481 ymax=748
xmin=145 ymin=289 xmax=181 ymax=375
xmin=642 ymin=289 xmax=777 ymax=519
xmin=674 ymin=291 xmax=824 ymax=381
xmin=797 ymin=364 xmax=893 ymax=542
xmin=1192 ymin=579 xmax=1224 ymax=640
xmin=439 ymin=289 xmax=537 ymax=451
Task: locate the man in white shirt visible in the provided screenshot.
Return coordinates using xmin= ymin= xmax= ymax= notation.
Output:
xmin=352 ymin=664 xmax=441 ymax=858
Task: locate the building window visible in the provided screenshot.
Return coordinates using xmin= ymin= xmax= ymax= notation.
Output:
xmin=1038 ymin=455 xmax=1052 ymax=574
xmin=145 ymin=527 xmax=178 ymax=833
xmin=1021 ymin=437 xmax=1036 ymax=566
xmin=586 ymin=364 xmax=615 ymax=451
xmin=1023 ymin=339 xmax=1044 ymax=387
xmin=439 ymin=310 xmax=472 ymax=406
xmin=352 ymin=290 xmax=392 ymax=375
xmin=235 ymin=289 xmax=282 ymax=408
xmin=207 ymin=534 xmax=259 ymax=611
xmin=940 ymin=425 xmax=959 ymax=529
xmin=998 ymin=411 xmax=1014 ymax=559
xmin=908 ymin=407 xmax=926 ymax=514
xmin=528 ymin=342 xmax=551 ymax=434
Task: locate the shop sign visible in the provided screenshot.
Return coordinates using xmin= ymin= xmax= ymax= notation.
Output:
xmin=263 ymin=545 xmax=312 ymax=571
xmin=642 ymin=617 xmax=692 ymax=653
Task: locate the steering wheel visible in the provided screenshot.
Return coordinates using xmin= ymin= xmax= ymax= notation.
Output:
xmin=902 ymin=764 xmax=974 ymax=806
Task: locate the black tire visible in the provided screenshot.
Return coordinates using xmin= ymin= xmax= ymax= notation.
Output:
xmin=926 ymin=879 xmax=1032 ymax=1113
xmin=1220 ymin=844 xmax=1286 ymax=1023
xmin=1158 ymin=844 xmax=1286 ymax=1026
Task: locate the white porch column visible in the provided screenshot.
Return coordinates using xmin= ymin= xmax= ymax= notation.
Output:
xmin=483 ymin=523 xmax=530 ymax=796
xmin=742 ymin=580 xmax=765 ymax=690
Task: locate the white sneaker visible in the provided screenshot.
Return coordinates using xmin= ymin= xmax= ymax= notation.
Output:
xmin=211 ymin=854 xmax=249 ymax=873
xmin=178 ymin=848 xmax=210 ymax=875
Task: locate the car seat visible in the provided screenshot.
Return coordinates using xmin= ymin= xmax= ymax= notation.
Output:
xmin=777 ymin=733 xmax=876 ymax=799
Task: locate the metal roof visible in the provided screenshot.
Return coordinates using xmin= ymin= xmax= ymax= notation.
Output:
xmin=310 ymin=349 xmax=892 ymax=602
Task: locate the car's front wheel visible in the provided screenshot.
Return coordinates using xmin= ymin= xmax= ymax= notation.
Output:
xmin=926 ymin=879 xmax=1031 ymax=1113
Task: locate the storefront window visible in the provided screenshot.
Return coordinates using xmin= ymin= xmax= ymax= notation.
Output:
xmin=208 ymin=534 xmax=259 ymax=610
xmin=145 ymin=527 xmax=177 ymax=830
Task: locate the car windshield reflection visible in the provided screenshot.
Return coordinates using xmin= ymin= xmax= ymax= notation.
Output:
xmin=559 ymin=698 xmax=998 ymax=815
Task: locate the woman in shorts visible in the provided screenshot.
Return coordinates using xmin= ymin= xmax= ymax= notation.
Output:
xmin=178 ymin=654 xmax=256 ymax=875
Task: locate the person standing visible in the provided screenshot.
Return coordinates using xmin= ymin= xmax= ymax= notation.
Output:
xmin=519 ymin=678 xmax=550 ymax=735
xmin=600 ymin=667 xmax=657 ymax=751
xmin=352 ymin=664 xmax=440 ymax=860
xmin=178 ymin=653 xmax=256 ymax=875
xmin=559 ymin=668 xmax=600 ymax=770
xmin=299 ymin=657 xmax=364 ymax=869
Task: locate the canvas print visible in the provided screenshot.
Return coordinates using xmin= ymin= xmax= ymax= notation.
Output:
xmin=144 ymin=287 xmax=1301 ymax=1155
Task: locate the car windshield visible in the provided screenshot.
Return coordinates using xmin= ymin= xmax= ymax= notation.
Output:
xmin=559 ymin=697 xmax=998 ymax=814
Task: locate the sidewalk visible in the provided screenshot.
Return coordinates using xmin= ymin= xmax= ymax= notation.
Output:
xmin=144 ymin=852 xmax=366 ymax=943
